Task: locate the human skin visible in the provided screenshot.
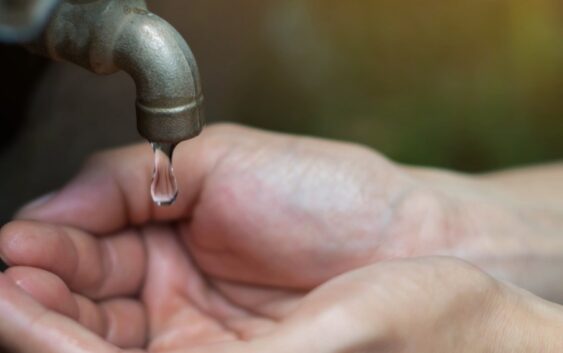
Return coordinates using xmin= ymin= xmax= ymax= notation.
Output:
xmin=0 ymin=251 xmax=562 ymax=352
xmin=0 ymin=124 xmax=562 ymax=351
xmin=7 ymin=123 xmax=562 ymax=301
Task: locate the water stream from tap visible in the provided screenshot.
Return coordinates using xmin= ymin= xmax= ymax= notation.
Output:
xmin=151 ymin=142 xmax=178 ymax=206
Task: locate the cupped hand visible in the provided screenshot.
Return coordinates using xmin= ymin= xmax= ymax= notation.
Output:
xmin=5 ymin=124 xmax=491 ymax=289
xmin=8 ymin=124 xmax=550 ymax=292
xmin=1 ymin=238 xmax=560 ymax=353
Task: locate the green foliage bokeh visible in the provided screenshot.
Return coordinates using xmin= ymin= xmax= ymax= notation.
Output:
xmin=234 ymin=0 xmax=563 ymax=171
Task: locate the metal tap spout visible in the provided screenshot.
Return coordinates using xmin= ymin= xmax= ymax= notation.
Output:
xmin=28 ymin=0 xmax=204 ymax=143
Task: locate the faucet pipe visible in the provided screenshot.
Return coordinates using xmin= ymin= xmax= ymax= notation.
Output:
xmin=27 ymin=0 xmax=204 ymax=143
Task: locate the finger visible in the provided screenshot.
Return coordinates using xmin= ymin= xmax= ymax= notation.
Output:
xmin=71 ymin=295 xmax=147 ymax=349
xmin=142 ymin=226 xmax=237 ymax=352
xmin=99 ymin=298 xmax=147 ymax=349
xmin=15 ymin=124 xmax=246 ymax=234
xmin=66 ymin=294 xmax=148 ymax=349
xmin=4 ymin=266 xmax=148 ymax=349
xmin=5 ymin=266 xmax=79 ymax=320
xmin=0 ymin=220 xmax=145 ymax=300
xmin=0 ymin=273 xmax=118 ymax=353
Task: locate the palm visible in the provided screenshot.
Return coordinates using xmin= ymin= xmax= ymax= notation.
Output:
xmin=138 ymin=224 xmax=300 ymax=352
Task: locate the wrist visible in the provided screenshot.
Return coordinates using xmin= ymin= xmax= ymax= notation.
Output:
xmin=404 ymin=166 xmax=563 ymax=303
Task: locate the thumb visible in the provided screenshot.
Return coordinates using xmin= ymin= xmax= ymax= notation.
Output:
xmin=0 ymin=273 xmax=118 ymax=353
xmin=15 ymin=124 xmax=238 ymax=235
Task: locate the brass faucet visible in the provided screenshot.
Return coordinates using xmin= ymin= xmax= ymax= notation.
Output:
xmin=1 ymin=0 xmax=204 ymax=144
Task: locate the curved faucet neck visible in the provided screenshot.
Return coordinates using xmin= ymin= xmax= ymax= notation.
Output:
xmin=28 ymin=0 xmax=204 ymax=144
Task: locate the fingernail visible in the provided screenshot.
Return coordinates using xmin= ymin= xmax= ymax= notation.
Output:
xmin=16 ymin=191 xmax=57 ymax=216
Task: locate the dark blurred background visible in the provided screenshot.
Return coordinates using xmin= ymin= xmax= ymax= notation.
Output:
xmin=0 ymin=0 xmax=562 ymax=227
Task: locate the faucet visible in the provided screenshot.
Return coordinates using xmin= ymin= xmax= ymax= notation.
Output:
xmin=3 ymin=0 xmax=204 ymax=144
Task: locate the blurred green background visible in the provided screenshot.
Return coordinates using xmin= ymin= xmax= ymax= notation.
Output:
xmin=232 ymin=0 xmax=563 ymax=171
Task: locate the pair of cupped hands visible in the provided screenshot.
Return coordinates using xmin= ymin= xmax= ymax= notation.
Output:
xmin=0 ymin=124 xmax=561 ymax=353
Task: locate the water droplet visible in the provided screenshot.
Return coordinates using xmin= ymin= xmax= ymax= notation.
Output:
xmin=151 ymin=142 xmax=178 ymax=206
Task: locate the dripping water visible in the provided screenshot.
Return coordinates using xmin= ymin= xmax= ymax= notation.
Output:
xmin=150 ymin=142 xmax=178 ymax=206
